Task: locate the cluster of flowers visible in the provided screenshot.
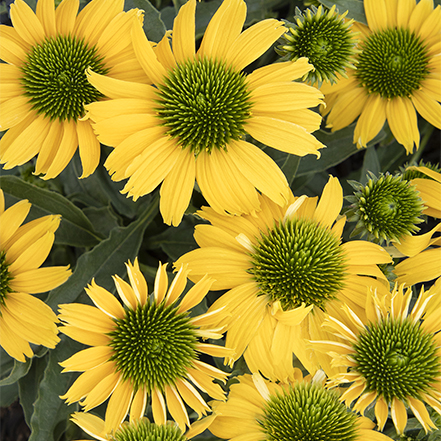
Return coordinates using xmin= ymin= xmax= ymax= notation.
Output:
xmin=0 ymin=0 xmax=440 ymax=440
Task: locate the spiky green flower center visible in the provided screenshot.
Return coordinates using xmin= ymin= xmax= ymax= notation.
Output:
xmin=108 ymin=300 xmax=197 ymax=392
xmin=0 ymin=251 xmax=13 ymax=307
xmin=155 ymin=57 xmax=252 ymax=155
xmin=260 ymin=382 xmax=359 ymax=441
xmin=355 ymin=28 xmax=429 ymax=99
xmin=249 ymin=218 xmax=347 ymax=311
xmin=352 ymin=317 xmax=440 ymax=402
xmin=277 ymin=6 xmax=357 ymax=84
xmin=112 ymin=419 xmax=186 ymax=441
xmin=20 ymin=35 xmax=108 ymax=121
xmin=347 ymin=174 xmax=424 ymax=243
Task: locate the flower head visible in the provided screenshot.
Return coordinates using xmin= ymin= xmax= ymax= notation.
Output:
xmin=0 ymin=0 xmax=146 ymax=179
xmin=59 ymin=260 xmax=232 ymax=433
xmin=345 ymin=172 xmax=425 ymax=244
xmin=0 ymin=189 xmax=71 ymax=361
xmin=276 ymin=5 xmax=358 ymax=85
xmin=85 ymin=0 xmax=326 ymax=226
xmin=70 ymin=413 xmax=213 ymax=441
xmin=208 ymin=371 xmax=392 ymax=441
xmin=176 ymin=176 xmax=392 ymax=380
xmin=312 ymin=280 xmax=441 ymax=434
xmin=321 ymin=0 xmax=441 ymax=152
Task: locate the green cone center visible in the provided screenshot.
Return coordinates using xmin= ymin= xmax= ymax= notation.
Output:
xmin=155 ymin=57 xmax=252 ymax=155
xmin=250 ymin=217 xmax=347 ymax=311
xmin=114 ymin=418 xmax=186 ymax=441
xmin=0 ymin=251 xmax=13 ymax=307
xmin=109 ymin=301 xmax=197 ymax=392
xmin=352 ymin=317 xmax=440 ymax=402
xmin=20 ymin=35 xmax=108 ymax=121
xmin=260 ymin=382 xmax=359 ymax=441
xmin=356 ymin=175 xmax=424 ymax=242
xmin=279 ymin=7 xmax=356 ymax=84
xmin=355 ymin=28 xmax=429 ymax=98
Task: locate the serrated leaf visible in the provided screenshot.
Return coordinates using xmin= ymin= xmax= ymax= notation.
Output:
xmin=0 ymin=175 xmax=102 ymax=247
xmin=28 ymin=337 xmax=82 ymax=441
xmin=317 ymin=0 xmax=366 ymax=24
xmin=46 ymin=196 xmax=159 ymax=306
xmin=125 ymin=0 xmax=166 ymax=42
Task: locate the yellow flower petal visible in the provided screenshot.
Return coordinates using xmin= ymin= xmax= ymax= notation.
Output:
xmin=34 ymin=120 xmax=64 ymax=176
xmin=81 ymin=370 xmax=120 ymax=411
xmin=0 ymin=26 xmax=29 ymax=66
xmin=60 ymin=346 xmax=113 ymax=372
xmin=55 ymin=0 xmax=79 ymax=35
xmin=151 ymin=388 xmax=167 ymax=425
xmin=102 ymin=380 xmax=133 ymax=432
xmin=396 ymin=0 xmax=415 ymax=27
xmin=129 ymin=387 xmax=147 ymax=423
xmin=247 ymin=58 xmax=313 ymax=89
xmin=375 ymin=396 xmax=389 ymax=431
xmin=77 ymin=119 xmax=100 ymax=178
xmin=353 ymin=95 xmax=387 ymax=148
xmin=0 ymin=199 xmax=30 ymax=245
xmin=59 ymin=303 xmax=115 ymax=334
xmin=0 ymin=96 xmax=32 ymax=131
xmin=9 ymin=266 xmax=71 ymax=294
xmin=225 ymin=19 xmax=286 ymax=71
xmin=343 ymin=240 xmax=392 ymax=265
xmin=411 ymin=88 xmax=441 ymax=130
xmin=70 ymin=412 xmax=106 ymax=441
xmin=175 ymin=378 xmax=209 ymax=417
xmin=246 ymin=116 xmax=324 ymax=158
xmin=172 ymin=0 xmax=195 ymax=63
xmin=160 ymin=147 xmax=195 ymax=227
xmin=0 ymin=315 xmax=33 ymax=362
xmin=391 ymin=397 xmax=408 ymax=434
xmin=131 ymin=18 xmax=167 ymax=85
xmin=365 ymin=0 xmax=388 ymax=31
xmin=165 ymin=385 xmax=190 ymax=430
xmin=198 ymin=0 xmax=246 ymax=60
xmin=42 ymin=119 xmax=78 ymax=180
xmin=313 ymin=176 xmax=342 ymax=228
xmin=84 ymin=280 xmax=125 ymax=320
xmin=10 ymin=0 xmax=45 ymax=45
xmin=386 ymin=97 xmax=419 ymax=153
xmin=36 ymin=0 xmax=57 ymax=37
xmin=59 ymin=326 xmax=111 ymax=347
xmin=395 ymin=248 xmax=441 ymax=285
xmin=113 ymin=275 xmax=138 ymax=310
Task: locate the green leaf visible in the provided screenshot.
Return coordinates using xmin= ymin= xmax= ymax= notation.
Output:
xmin=359 ymin=145 xmax=380 ymax=183
xmin=0 ymin=382 xmax=18 ymax=407
xmin=295 ymin=126 xmax=386 ymax=177
xmin=0 ymin=358 xmax=32 ymax=386
xmin=148 ymin=214 xmax=201 ymax=262
xmin=0 ymin=175 xmax=102 ymax=247
xmin=46 ymin=196 xmax=159 ymax=306
xmin=125 ymin=0 xmax=166 ymax=42
xmin=18 ymin=355 xmax=48 ymax=428
xmin=83 ymin=205 xmax=121 ymax=238
xmin=28 ymin=337 xmax=82 ymax=441
xmin=317 ymin=0 xmax=366 ymax=24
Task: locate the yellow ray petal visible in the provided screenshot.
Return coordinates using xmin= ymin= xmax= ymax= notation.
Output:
xmin=165 ymin=385 xmax=190 ymax=430
xmin=81 ymin=370 xmax=120 ymax=411
xmin=187 ymin=368 xmax=226 ymax=400
xmin=395 ymin=248 xmax=441 ymax=285
xmin=34 ymin=120 xmax=64 ymax=175
xmin=252 ymin=82 xmax=323 ymax=113
xmin=129 ymin=387 xmax=147 ymax=423
xmin=131 ymin=18 xmax=167 ymax=85
xmin=225 ymin=19 xmax=286 ymax=71
xmin=160 ymin=147 xmax=195 ymax=227
xmin=60 ymin=346 xmax=113 ymax=372
xmin=198 ymin=0 xmax=246 ymax=60
xmin=151 ymin=388 xmax=167 ymax=425
xmin=0 ymin=199 xmax=30 ymax=245
xmin=415 ymin=1 xmax=441 ymax=42
xmin=154 ymin=31 xmax=176 ymax=71
xmin=0 ymin=316 xmax=33 ymax=362
xmin=77 ymin=120 xmax=100 ymax=178
xmin=1 ymin=114 xmax=51 ymax=169
xmin=59 ymin=325 xmax=111 ymax=347
xmin=36 ymin=0 xmax=56 ymax=37
xmin=59 ymin=303 xmax=115 ymax=334
xmin=175 ymin=247 xmax=251 ymax=290
xmin=112 ymin=275 xmax=138 ymax=310
xmin=177 ymin=274 xmax=214 ymax=313
xmin=397 ymin=0 xmax=415 ymax=27
xmin=42 ymin=119 xmax=78 ymax=180
xmin=86 ymin=98 xmax=155 ymax=123
xmin=55 ymin=0 xmax=79 ymax=35
xmin=247 ymin=58 xmax=313 ymax=89
xmin=343 ymin=240 xmax=392 ymax=265
xmin=10 ymin=0 xmax=45 ymax=45
xmin=246 ymin=116 xmax=324 ymax=158
xmin=0 ymin=26 xmax=29 ymax=66
xmin=70 ymin=412 xmax=106 ymax=441
xmin=103 ymin=380 xmax=134 ymax=432
xmin=386 ymin=97 xmax=419 ymax=153
xmin=364 ymin=0 xmax=388 ymax=31
xmin=172 ymin=0 xmax=195 ymax=63
xmin=411 ymin=89 xmax=441 ymax=130
xmin=10 ymin=266 xmax=71 ymax=294
xmin=313 ymin=176 xmax=342 ymax=228
xmin=391 ymin=397 xmax=408 ymax=434
xmin=195 ymin=148 xmax=261 ymax=216
xmin=227 ymin=140 xmax=289 ymax=207
xmin=165 ymin=264 xmax=189 ymax=306
xmin=85 ymin=280 xmax=125 ymax=320
xmin=175 ymin=378 xmax=209 ymax=417
xmin=0 ymin=96 xmax=32 ymax=131
xmin=154 ymin=262 xmax=168 ymax=304
xmin=353 ymin=95 xmax=387 ymax=148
